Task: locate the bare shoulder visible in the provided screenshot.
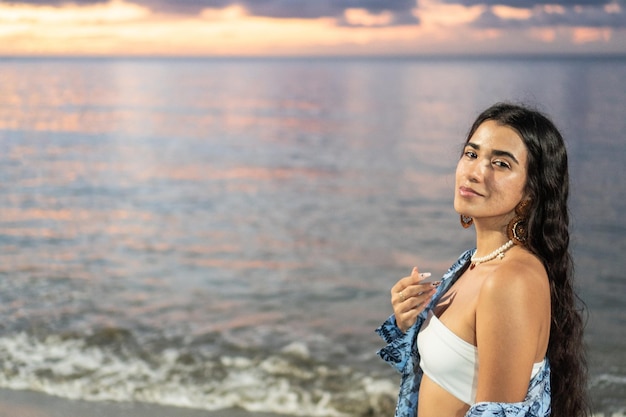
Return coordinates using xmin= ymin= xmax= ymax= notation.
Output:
xmin=478 ymin=249 xmax=550 ymax=311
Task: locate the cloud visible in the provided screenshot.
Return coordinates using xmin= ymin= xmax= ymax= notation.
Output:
xmin=0 ymin=0 xmax=105 ymax=5
xmin=0 ymin=0 xmax=150 ymax=24
xmin=1 ymin=0 xmax=419 ymax=25
xmin=4 ymin=0 xmax=624 ymax=30
xmin=155 ymin=0 xmax=420 ymax=25
xmin=471 ymin=2 xmax=626 ymax=29
xmin=441 ymin=0 xmax=613 ymax=6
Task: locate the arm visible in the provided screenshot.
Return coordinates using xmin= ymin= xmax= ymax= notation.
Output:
xmin=474 ymin=261 xmax=550 ymax=403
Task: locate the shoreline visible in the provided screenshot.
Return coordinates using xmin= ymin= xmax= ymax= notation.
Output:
xmin=0 ymin=388 xmax=289 ymax=417
xmin=1 ymin=387 xmax=624 ymax=417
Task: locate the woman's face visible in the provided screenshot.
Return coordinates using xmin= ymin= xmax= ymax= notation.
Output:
xmin=454 ymin=120 xmax=529 ymax=227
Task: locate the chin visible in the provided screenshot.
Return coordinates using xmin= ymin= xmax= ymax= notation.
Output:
xmin=453 ymin=199 xmax=466 ymax=215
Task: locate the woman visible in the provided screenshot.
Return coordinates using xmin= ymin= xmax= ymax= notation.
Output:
xmin=376 ymin=103 xmax=589 ymax=417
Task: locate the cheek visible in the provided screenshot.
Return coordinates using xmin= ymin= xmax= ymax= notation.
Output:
xmin=454 ymin=161 xmax=463 ymax=183
xmin=501 ymin=176 xmax=527 ymax=202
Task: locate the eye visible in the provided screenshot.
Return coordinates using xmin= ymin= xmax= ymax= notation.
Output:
xmin=493 ymin=159 xmax=511 ymax=169
xmin=464 ymin=150 xmax=477 ymax=159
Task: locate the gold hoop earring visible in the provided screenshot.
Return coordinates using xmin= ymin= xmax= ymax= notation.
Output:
xmin=507 ymin=200 xmax=531 ymax=245
xmin=460 ymin=214 xmax=473 ymax=229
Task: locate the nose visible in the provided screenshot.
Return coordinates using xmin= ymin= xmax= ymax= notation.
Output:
xmin=467 ymin=159 xmax=488 ymax=183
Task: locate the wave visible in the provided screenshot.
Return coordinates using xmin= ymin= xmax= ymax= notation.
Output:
xmin=1 ymin=330 xmax=624 ymax=417
xmin=592 ymin=374 xmax=626 ymax=386
xmin=0 ymin=330 xmax=397 ymax=416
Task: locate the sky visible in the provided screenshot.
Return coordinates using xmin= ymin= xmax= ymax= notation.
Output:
xmin=0 ymin=0 xmax=625 ymax=56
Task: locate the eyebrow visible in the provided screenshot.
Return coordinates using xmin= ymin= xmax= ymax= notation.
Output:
xmin=466 ymin=142 xmax=520 ymax=165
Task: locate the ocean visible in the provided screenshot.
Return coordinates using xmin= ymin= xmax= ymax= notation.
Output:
xmin=0 ymin=56 xmax=624 ymax=416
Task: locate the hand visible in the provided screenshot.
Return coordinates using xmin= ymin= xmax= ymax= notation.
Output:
xmin=390 ymin=267 xmax=438 ymax=333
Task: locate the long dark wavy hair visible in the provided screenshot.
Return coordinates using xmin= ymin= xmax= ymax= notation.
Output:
xmin=465 ymin=102 xmax=590 ymax=417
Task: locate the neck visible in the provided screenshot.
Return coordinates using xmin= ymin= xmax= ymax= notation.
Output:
xmin=473 ymin=223 xmax=511 ymax=257
xmin=470 ymin=227 xmax=515 ymax=269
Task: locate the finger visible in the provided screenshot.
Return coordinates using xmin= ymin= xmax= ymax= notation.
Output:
xmin=410 ymin=287 xmax=437 ymax=307
xmin=391 ymin=273 xmax=416 ymax=294
xmin=395 ymin=287 xmax=437 ymax=313
xmin=410 ymin=266 xmax=420 ymax=279
xmin=394 ymin=282 xmax=437 ymax=304
xmin=392 ymin=266 xmax=426 ymax=294
xmin=412 ymin=270 xmax=436 ymax=286
xmin=393 ymin=287 xmax=410 ymax=305
xmin=394 ymin=279 xmax=438 ymax=304
xmin=396 ymin=290 xmax=437 ymax=331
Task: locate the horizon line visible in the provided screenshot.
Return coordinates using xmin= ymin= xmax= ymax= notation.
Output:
xmin=2 ymin=52 xmax=626 ymax=60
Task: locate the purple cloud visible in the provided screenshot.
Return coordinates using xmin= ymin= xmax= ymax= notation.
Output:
xmin=0 ymin=0 xmax=419 ymax=26
xmin=441 ymin=0 xmax=613 ymax=6
xmin=2 ymin=0 xmax=622 ymax=28
xmin=470 ymin=3 xmax=626 ymax=29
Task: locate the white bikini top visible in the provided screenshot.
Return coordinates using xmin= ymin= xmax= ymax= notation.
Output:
xmin=416 ymin=311 xmax=545 ymax=405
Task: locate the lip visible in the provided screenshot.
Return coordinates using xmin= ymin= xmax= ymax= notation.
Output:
xmin=459 ymin=186 xmax=484 ymax=197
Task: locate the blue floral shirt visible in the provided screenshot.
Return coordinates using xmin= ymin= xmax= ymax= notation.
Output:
xmin=375 ymin=249 xmax=551 ymax=417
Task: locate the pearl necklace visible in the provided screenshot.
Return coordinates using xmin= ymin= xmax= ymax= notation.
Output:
xmin=470 ymin=239 xmax=514 ymax=269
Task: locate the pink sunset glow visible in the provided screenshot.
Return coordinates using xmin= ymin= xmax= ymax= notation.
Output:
xmin=0 ymin=0 xmax=624 ymax=56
